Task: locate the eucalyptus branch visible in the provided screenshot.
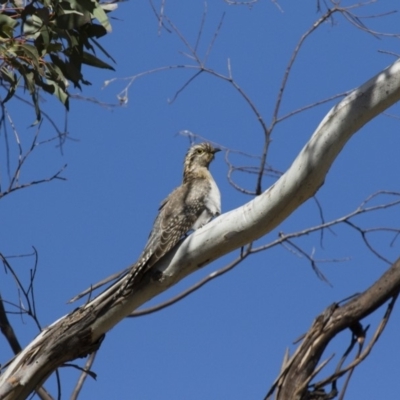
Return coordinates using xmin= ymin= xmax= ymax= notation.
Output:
xmin=252 ymin=191 xmax=400 ymax=256
xmin=129 ymin=244 xmax=252 ymax=317
xmin=265 ymin=260 xmax=400 ymax=399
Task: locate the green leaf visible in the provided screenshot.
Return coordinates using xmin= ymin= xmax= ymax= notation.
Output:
xmin=65 ymin=32 xmax=80 ymax=49
xmin=67 ymin=0 xmax=112 ymax=32
xmin=92 ymin=3 xmax=111 ymax=33
xmin=0 ymin=14 xmax=18 ymax=38
xmin=46 ymin=78 xmax=69 ymax=109
xmin=100 ymin=3 xmax=118 ymax=12
xmin=46 ymin=42 xmax=63 ymax=54
xmin=10 ymin=0 xmax=25 ymax=7
xmin=81 ymin=51 xmax=115 ymax=70
xmin=85 ymin=23 xmax=107 ymax=39
xmin=56 ymin=11 xmax=91 ymax=30
xmin=22 ymin=69 xmax=36 ymax=93
xmin=50 ymin=53 xmax=86 ymax=88
xmin=20 ymin=69 xmax=41 ymax=122
xmin=16 ymin=43 xmax=41 ymax=72
xmin=23 ymin=14 xmax=43 ymax=39
xmin=69 ymin=0 xmax=95 ymax=13
xmin=18 ymin=43 xmax=40 ymax=57
xmin=41 ymin=0 xmax=52 ymax=7
xmin=1 ymin=66 xmax=17 ymax=85
xmin=46 ymin=62 xmax=68 ymax=91
xmin=90 ymin=37 xmax=116 ymax=63
xmin=0 ymin=67 xmax=19 ymax=104
xmin=34 ymin=27 xmax=51 ymax=56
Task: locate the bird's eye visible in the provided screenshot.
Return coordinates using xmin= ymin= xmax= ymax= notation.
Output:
xmin=196 ymin=149 xmax=204 ymax=154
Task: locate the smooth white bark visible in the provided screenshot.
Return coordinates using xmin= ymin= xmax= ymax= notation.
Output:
xmin=1 ymin=58 xmax=400 ymax=399
xmin=91 ymin=57 xmax=400 ymax=339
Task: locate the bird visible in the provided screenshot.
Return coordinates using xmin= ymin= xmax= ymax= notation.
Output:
xmin=116 ymin=142 xmax=221 ymax=298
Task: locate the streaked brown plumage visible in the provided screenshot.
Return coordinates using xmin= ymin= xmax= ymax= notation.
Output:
xmin=117 ymin=142 xmax=221 ymax=297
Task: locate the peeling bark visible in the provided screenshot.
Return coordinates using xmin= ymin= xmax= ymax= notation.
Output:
xmin=268 ymin=257 xmax=400 ymax=400
xmin=1 ymin=59 xmax=400 ymax=400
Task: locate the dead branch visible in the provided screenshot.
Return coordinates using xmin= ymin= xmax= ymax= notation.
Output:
xmin=0 ymin=252 xmax=56 ymax=400
xmin=265 ymin=257 xmax=400 ymax=400
xmin=70 ymin=352 xmax=98 ymax=400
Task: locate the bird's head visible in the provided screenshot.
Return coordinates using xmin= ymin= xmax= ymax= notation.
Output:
xmin=184 ymin=142 xmax=220 ymax=176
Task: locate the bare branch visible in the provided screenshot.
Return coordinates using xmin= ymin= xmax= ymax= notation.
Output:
xmin=280 ymin=237 xmax=332 ymax=284
xmin=203 ymin=12 xmax=225 ymax=64
xmin=70 ymin=352 xmax=98 ymax=400
xmin=0 ymin=294 xmax=21 ymax=354
xmin=311 ymin=296 xmax=397 ymax=398
xmin=276 ymin=92 xmax=350 ymax=123
xmin=252 ymin=191 xmax=400 ymax=255
xmin=0 ymin=251 xmax=43 ymax=331
xmin=148 ymin=0 xmax=172 ymax=34
xmin=194 ymin=2 xmax=207 ymax=54
xmin=0 ymin=285 xmax=53 ymax=400
xmin=265 ymin=263 xmax=399 ymax=400
xmin=129 ymin=244 xmax=252 ymax=317
xmin=270 ymin=7 xmax=338 ymax=127
xmin=0 ymin=165 xmax=67 ymax=200
xmin=224 ymin=0 xmax=261 ymax=6
xmin=167 ymin=71 xmax=203 ymax=104
xmin=340 ymin=5 xmax=400 ymax=39
xmin=2 ymin=18 xmax=400 ymax=399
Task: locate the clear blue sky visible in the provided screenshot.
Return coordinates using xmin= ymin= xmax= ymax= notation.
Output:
xmin=1 ymin=1 xmax=400 ymax=398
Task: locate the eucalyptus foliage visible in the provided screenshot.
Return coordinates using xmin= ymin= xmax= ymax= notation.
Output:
xmin=0 ymin=0 xmax=117 ymax=122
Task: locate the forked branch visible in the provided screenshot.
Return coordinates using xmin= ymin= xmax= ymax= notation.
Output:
xmin=1 ymin=28 xmax=400 ymax=400
xmin=266 ymin=257 xmax=400 ymax=400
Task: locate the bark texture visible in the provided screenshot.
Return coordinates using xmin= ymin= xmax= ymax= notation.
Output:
xmin=1 ymin=59 xmax=400 ymax=399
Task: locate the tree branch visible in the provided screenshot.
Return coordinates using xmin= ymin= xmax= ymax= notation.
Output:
xmin=267 ymin=257 xmax=400 ymax=400
xmin=1 ymin=55 xmax=400 ymax=399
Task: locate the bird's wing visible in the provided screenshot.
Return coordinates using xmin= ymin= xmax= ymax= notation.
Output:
xmin=140 ymin=184 xmax=201 ymax=268
xmin=117 ymin=184 xmax=203 ymax=296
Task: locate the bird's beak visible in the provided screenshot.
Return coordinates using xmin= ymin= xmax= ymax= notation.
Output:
xmin=213 ymin=148 xmax=221 ymax=154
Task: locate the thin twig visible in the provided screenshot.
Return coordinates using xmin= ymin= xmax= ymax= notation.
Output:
xmin=129 ymin=244 xmax=252 ymax=317
xmin=0 ymin=165 xmax=67 ymax=200
xmin=70 ymin=352 xmax=98 ymax=400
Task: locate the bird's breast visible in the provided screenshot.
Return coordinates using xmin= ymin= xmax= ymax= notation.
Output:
xmin=205 ymin=176 xmax=221 ymax=216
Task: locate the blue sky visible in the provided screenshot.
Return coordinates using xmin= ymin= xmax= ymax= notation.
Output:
xmin=1 ymin=0 xmax=400 ymax=398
